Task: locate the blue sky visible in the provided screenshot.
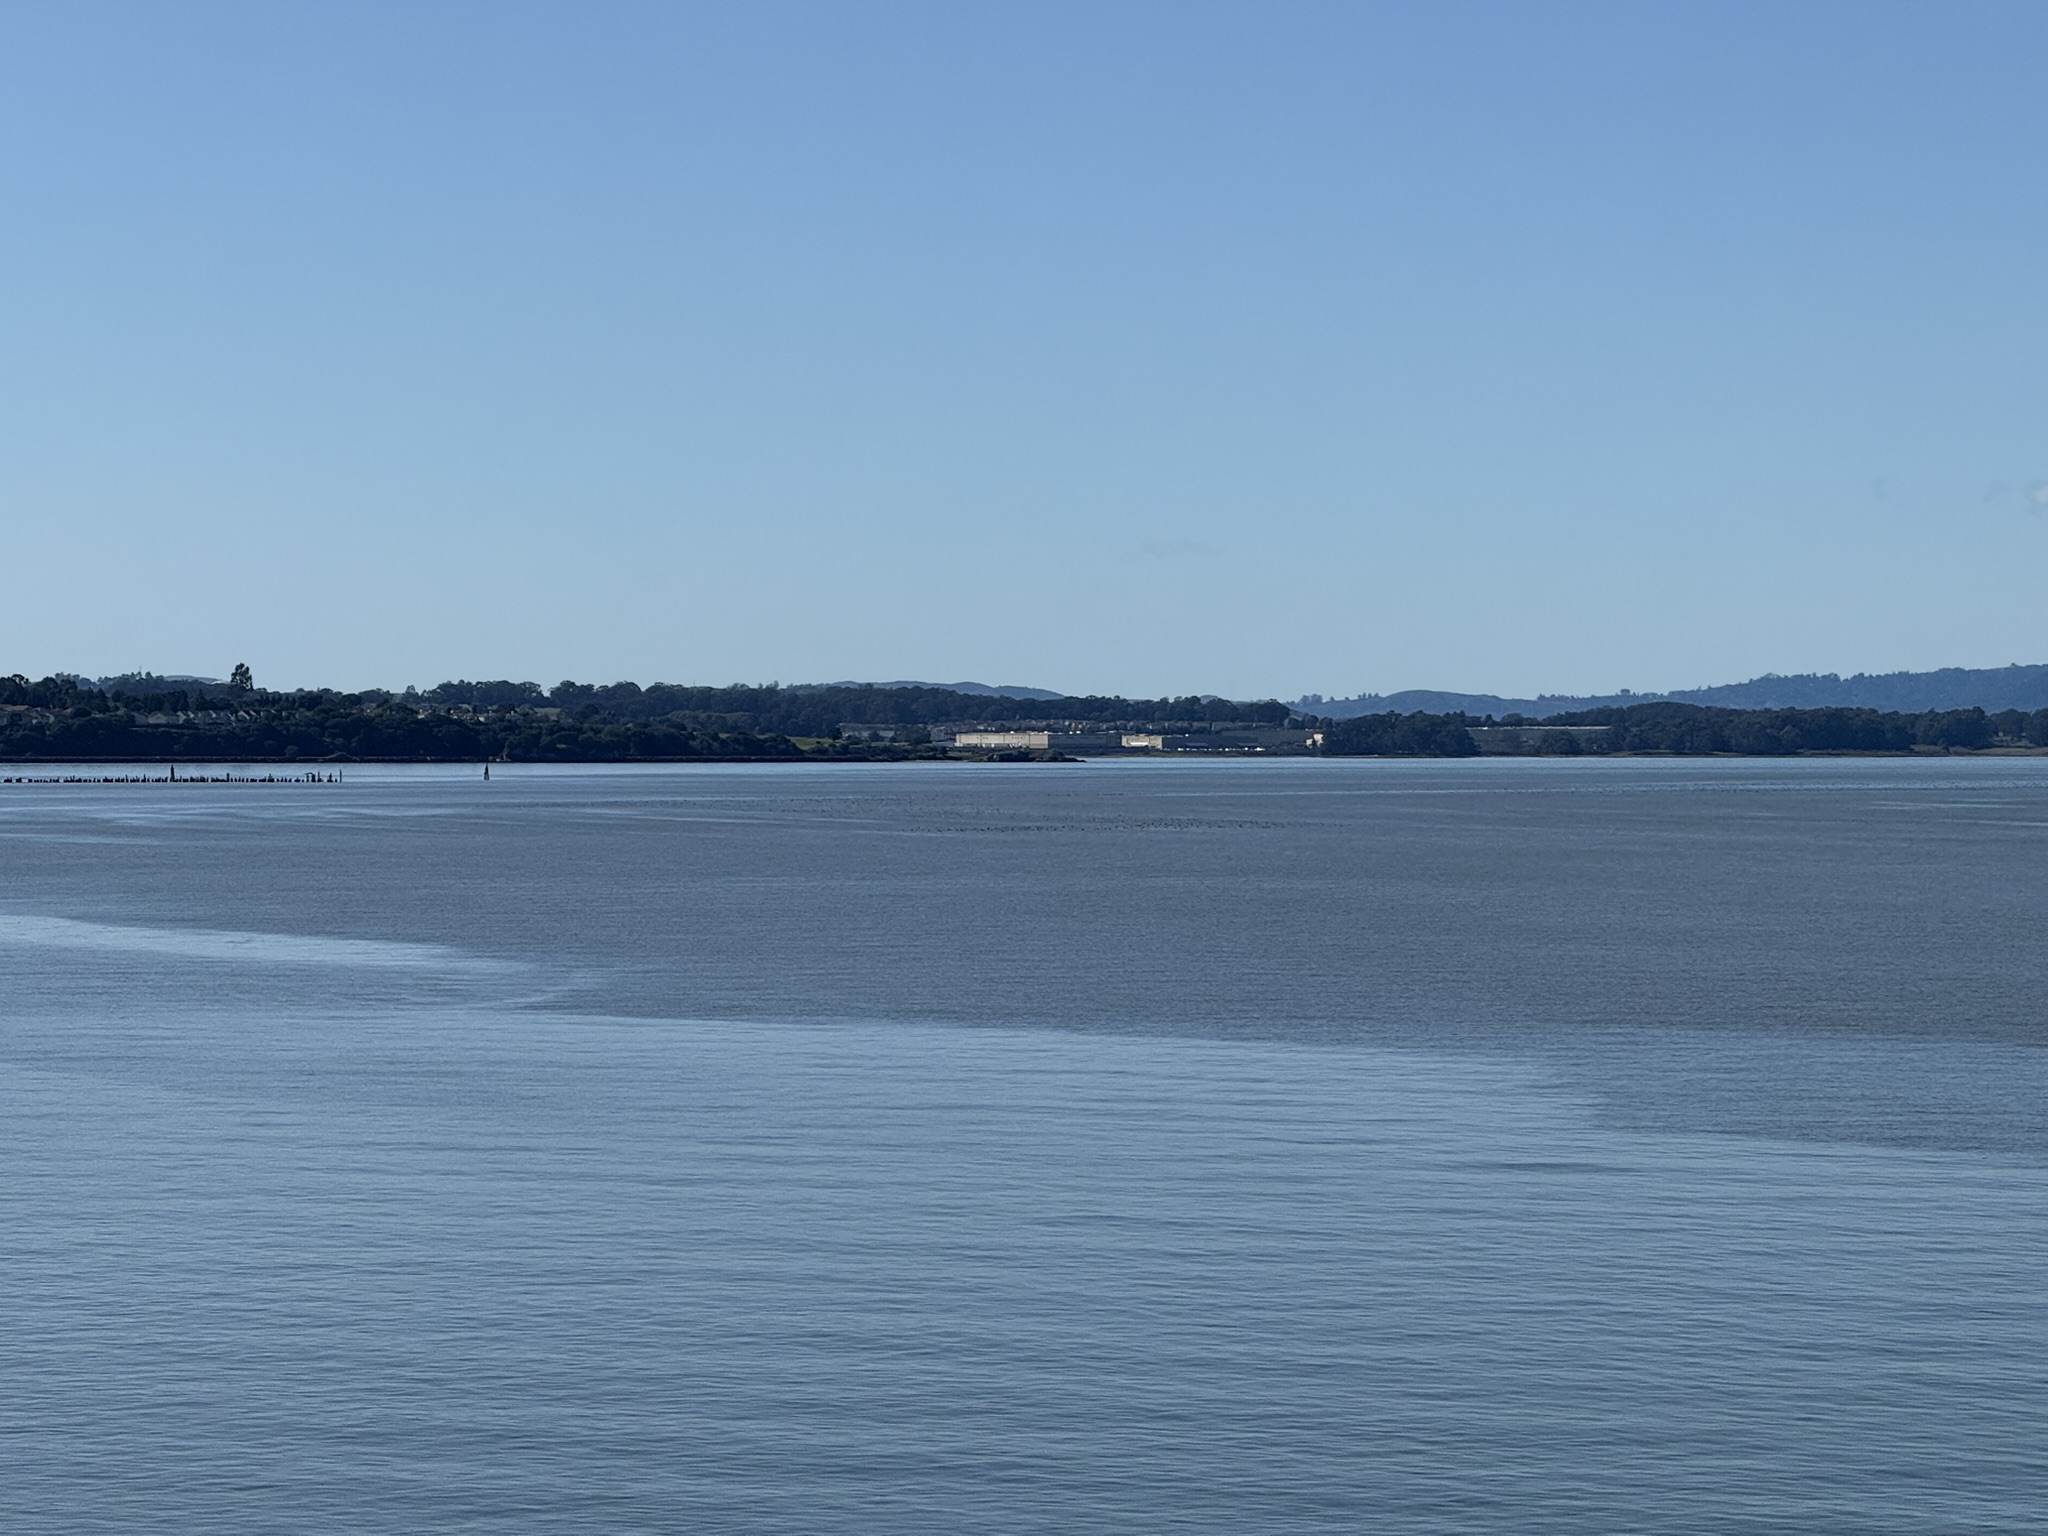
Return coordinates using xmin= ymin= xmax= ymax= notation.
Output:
xmin=1 ymin=1 xmax=2042 ymax=699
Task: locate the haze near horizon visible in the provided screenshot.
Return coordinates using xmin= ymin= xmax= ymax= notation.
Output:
xmin=2 ymin=1 xmax=2042 ymax=699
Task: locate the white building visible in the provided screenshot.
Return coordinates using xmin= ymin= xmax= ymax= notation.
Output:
xmin=955 ymin=731 xmax=1051 ymax=750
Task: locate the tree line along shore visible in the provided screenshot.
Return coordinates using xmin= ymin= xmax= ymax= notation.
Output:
xmin=2 ymin=673 xmax=2043 ymax=763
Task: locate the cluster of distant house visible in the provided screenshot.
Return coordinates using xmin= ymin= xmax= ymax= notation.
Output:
xmin=0 ymin=707 xmax=262 ymax=728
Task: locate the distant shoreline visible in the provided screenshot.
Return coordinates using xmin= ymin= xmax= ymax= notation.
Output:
xmin=7 ymin=674 xmax=2046 ymax=762
xmin=5 ymin=746 xmax=2047 ymax=775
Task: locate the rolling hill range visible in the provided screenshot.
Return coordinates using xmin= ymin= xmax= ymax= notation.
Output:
xmin=1298 ymin=664 xmax=2048 ymax=720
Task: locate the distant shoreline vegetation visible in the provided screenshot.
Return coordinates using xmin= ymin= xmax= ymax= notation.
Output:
xmin=1 ymin=672 xmax=2044 ymax=763
xmin=1321 ymin=702 xmax=2045 ymax=756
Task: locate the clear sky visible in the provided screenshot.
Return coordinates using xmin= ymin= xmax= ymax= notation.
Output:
xmin=1 ymin=2 xmax=2042 ymax=700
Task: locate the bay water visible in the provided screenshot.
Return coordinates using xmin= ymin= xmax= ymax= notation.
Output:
xmin=2 ymin=758 xmax=2042 ymax=1532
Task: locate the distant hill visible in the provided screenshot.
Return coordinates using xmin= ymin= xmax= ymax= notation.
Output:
xmin=1301 ymin=688 xmax=1553 ymax=719
xmin=825 ymin=679 xmax=1067 ymax=701
xmin=1300 ymin=664 xmax=2048 ymax=720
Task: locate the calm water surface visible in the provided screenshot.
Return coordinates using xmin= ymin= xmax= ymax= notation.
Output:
xmin=2 ymin=758 xmax=2043 ymax=1532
